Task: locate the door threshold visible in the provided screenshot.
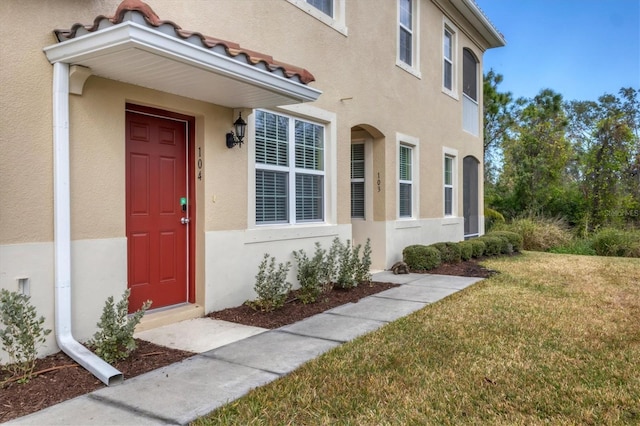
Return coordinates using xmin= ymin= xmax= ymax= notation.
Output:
xmin=135 ymin=303 xmax=204 ymax=333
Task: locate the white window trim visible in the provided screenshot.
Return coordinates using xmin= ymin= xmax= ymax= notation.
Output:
xmin=248 ymin=105 xmax=337 ymax=229
xmin=396 ymin=133 xmax=420 ymax=220
xmin=442 ymin=18 xmax=459 ymax=99
xmin=443 ymin=147 xmax=458 ymax=217
xmin=396 ymin=0 xmax=421 ymax=79
xmin=287 ymin=0 xmax=348 ymax=36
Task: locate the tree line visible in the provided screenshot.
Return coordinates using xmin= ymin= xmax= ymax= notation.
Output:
xmin=483 ymin=70 xmax=639 ymax=233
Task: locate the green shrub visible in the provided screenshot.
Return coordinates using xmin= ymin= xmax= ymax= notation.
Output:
xmin=431 ymin=242 xmax=462 ymax=264
xmin=495 ymin=216 xmax=571 ymax=251
xmin=403 ymin=245 xmax=442 ymax=270
xmin=0 ymin=290 xmax=51 ymax=383
xmin=469 ymin=239 xmax=486 ymax=258
xmin=89 ymin=289 xmax=151 ymax=364
xmin=293 ymin=245 xmax=325 ymax=304
xmin=354 ymin=239 xmax=373 ymax=285
xmin=484 ymin=207 xmax=505 ymax=232
xmin=335 ymin=239 xmax=357 ymax=289
xmin=457 ymin=241 xmax=474 ymax=261
xmin=479 ymin=236 xmax=503 ymax=256
xmin=590 ymin=228 xmax=640 ymax=258
xmin=489 ymin=230 xmax=523 ymax=252
xmin=549 ymin=238 xmax=597 ymax=256
xmin=247 ymin=254 xmax=292 ymax=312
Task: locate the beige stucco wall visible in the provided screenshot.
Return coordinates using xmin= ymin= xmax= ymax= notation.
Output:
xmin=0 ymin=0 xmax=496 ymax=361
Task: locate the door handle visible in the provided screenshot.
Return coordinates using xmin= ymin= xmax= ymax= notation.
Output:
xmin=181 ymin=217 xmax=190 ymax=225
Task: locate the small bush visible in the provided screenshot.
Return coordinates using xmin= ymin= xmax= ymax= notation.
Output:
xmin=489 ymin=230 xmax=523 ymax=252
xmin=335 ymin=239 xmax=357 ymax=289
xmin=403 ymin=245 xmax=442 ymax=270
xmin=479 ymin=236 xmax=503 ymax=256
xmin=457 ymin=241 xmax=474 ymax=261
xmin=89 ymin=289 xmax=151 ymax=364
xmin=431 ymin=242 xmax=462 ymax=264
xmin=469 ymin=239 xmax=486 ymax=258
xmin=247 ymin=254 xmax=292 ymax=312
xmin=0 ymin=290 xmax=51 ymax=383
xmin=354 ymin=239 xmax=373 ymax=285
xmin=590 ymin=228 xmax=640 ymax=258
xmin=293 ymin=246 xmax=325 ymax=304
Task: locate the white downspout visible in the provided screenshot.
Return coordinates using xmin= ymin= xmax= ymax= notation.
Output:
xmin=53 ymin=61 xmax=123 ymax=386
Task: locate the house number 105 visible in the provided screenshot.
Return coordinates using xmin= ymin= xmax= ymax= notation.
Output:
xmin=197 ymin=147 xmax=202 ymax=180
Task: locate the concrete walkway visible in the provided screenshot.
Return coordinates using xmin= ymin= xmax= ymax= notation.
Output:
xmin=6 ymin=273 xmax=483 ymax=426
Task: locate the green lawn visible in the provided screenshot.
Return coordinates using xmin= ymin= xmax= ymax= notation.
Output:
xmin=194 ymin=252 xmax=640 ymax=425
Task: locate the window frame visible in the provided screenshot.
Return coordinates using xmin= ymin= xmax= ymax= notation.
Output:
xmin=396 ymin=0 xmax=421 ymax=78
xmin=254 ymin=109 xmax=326 ymax=226
xmin=442 ymin=19 xmax=458 ymax=98
xmin=443 ymin=148 xmax=458 ymax=217
xmin=396 ymin=133 xmax=419 ymax=220
xmin=287 ymin=0 xmax=347 ymax=35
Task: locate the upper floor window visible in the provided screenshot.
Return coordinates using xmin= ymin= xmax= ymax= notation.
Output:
xmin=463 ymin=49 xmax=478 ymax=102
xmin=462 ymin=48 xmax=479 ymax=135
xmin=350 ymin=144 xmax=365 ymax=219
xmin=443 ymin=28 xmax=453 ymax=91
xmin=255 ymin=110 xmax=325 ymax=224
xmin=398 ymin=0 xmax=413 ymax=66
xmin=399 ymin=144 xmax=413 ymax=218
xmin=307 ymin=0 xmax=333 ymax=17
xmin=397 ymin=0 xmax=420 ymax=77
xmin=287 ymin=0 xmax=347 ymax=35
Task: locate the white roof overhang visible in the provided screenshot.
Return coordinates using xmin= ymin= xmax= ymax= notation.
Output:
xmin=454 ymin=0 xmax=506 ymax=49
xmin=43 ymin=21 xmax=322 ymax=108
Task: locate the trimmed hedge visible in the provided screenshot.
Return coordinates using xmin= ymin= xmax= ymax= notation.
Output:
xmin=403 ymin=245 xmax=442 ymax=270
xmin=457 ymin=241 xmax=474 ymax=261
xmin=478 ymin=235 xmax=503 ymax=256
xmin=469 ymin=239 xmax=486 ymax=258
xmin=431 ymin=242 xmax=462 ymax=264
xmin=488 ymin=230 xmax=523 ymax=252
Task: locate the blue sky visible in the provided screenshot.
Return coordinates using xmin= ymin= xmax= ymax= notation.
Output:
xmin=475 ymin=0 xmax=640 ymax=102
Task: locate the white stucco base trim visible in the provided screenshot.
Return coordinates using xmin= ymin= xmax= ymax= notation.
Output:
xmin=204 ymin=224 xmax=351 ymax=312
xmin=385 ymin=216 xmax=465 ymax=269
xmin=0 ymin=238 xmax=127 ymax=363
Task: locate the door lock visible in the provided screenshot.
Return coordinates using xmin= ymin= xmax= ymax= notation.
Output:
xmin=181 ymin=217 xmax=190 ymax=225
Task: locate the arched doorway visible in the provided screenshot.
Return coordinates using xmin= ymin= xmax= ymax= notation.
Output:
xmin=463 ymin=156 xmax=480 ymax=238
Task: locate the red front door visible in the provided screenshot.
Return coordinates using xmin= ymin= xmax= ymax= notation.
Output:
xmin=126 ymin=108 xmax=189 ymax=313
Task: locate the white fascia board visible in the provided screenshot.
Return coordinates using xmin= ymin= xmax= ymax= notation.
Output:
xmin=43 ymin=22 xmax=322 ymax=103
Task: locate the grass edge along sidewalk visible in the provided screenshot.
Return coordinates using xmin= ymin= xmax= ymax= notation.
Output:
xmin=195 ymin=252 xmax=640 ymax=425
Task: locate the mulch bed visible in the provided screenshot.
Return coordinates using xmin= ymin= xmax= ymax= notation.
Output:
xmin=1 ymin=258 xmax=494 ymax=422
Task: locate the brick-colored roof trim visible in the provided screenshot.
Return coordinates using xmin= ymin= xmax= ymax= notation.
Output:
xmin=53 ymin=0 xmax=315 ymax=85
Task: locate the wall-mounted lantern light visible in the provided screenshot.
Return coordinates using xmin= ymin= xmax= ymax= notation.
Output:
xmin=226 ymin=112 xmax=247 ymax=149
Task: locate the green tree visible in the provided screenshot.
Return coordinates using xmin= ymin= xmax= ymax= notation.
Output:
xmin=498 ymin=89 xmax=570 ymax=217
xmin=483 ymin=70 xmax=514 ymax=184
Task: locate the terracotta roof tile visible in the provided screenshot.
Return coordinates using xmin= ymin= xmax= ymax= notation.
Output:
xmin=53 ymin=0 xmax=315 ymax=85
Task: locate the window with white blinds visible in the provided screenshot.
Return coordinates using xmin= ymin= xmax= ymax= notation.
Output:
xmin=350 ymin=144 xmax=365 ymax=219
xmin=399 ymin=145 xmax=413 ymax=218
xmin=255 ymin=110 xmax=325 ymax=224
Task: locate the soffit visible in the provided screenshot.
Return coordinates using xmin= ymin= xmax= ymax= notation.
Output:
xmin=452 ymin=0 xmax=506 ymax=49
xmin=43 ymin=0 xmax=321 ymax=108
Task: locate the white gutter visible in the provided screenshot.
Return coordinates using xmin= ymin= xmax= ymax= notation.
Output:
xmin=53 ymin=61 xmax=123 ymax=386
